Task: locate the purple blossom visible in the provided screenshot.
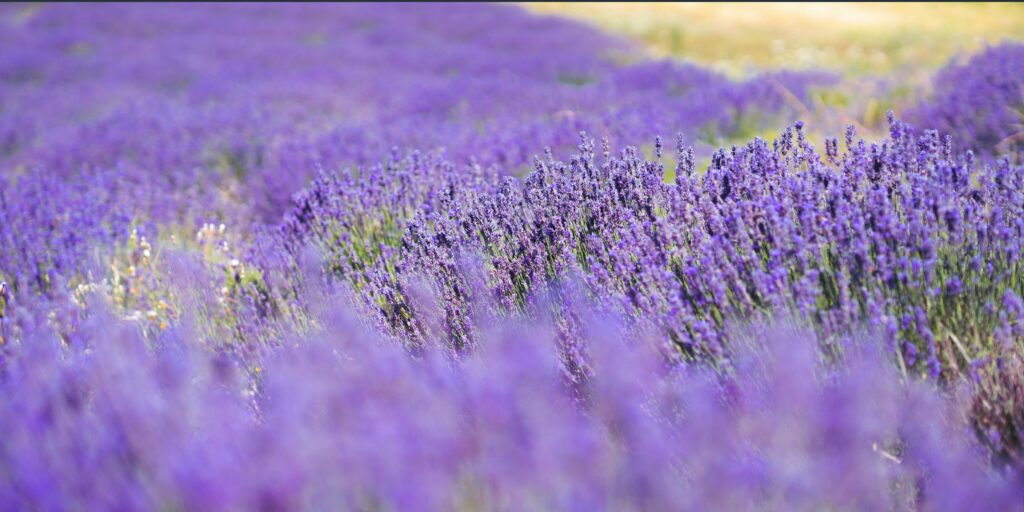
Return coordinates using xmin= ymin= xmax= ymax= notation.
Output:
xmin=909 ymin=42 xmax=1024 ymax=157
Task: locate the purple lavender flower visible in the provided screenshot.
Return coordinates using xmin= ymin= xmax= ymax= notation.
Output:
xmin=1 ymin=291 xmax=1020 ymax=510
xmin=909 ymin=42 xmax=1024 ymax=157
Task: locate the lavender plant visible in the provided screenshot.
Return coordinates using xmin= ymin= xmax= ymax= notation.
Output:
xmin=0 ymin=287 xmax=1019 ymax=510
xmin=0 ymin=3 xmax=830 ymax=221
xmin=0 ymin=171 xmax=133 ymax=296
xmin=252 ymin=112 xmax=1024 ymax=469
xmin=909 ymin=42 xmax=1024 ymax=157
xmin=267 ymin=115 xmax=1024 ymax=381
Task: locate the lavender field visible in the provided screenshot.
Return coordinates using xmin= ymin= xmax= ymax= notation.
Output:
xmin=2 ymin=3 xmax=1024 ymax=510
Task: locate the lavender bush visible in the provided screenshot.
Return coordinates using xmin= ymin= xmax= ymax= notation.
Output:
xmin=909 ymin=42 xmax=1024 ymax=158
xmin=1 ymin=286 xmax=1020 ymax=510
xmin=265 ymin=116 xmax=1024 ymax=381
xmin=0 ymin=3 xmax=829 ymax=222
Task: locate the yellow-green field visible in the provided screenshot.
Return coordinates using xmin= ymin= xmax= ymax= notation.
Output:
xmin=527 ymin=2 xmax=1024 ymax=142
xmin=526 ymin=2 xmax=1024 ymax=78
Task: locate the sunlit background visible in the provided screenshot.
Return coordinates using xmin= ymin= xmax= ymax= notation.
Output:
xmin=527 ymin=2 xmax=1024 ymax=77
xmin=527 ymin=2 xmax=1024 ymax=143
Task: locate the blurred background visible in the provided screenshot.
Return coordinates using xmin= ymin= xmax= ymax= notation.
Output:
xmin=526 ymin=2 xmax=1024 ymax=78
xmin=528 ymin=2 xmax=1024 ymax=142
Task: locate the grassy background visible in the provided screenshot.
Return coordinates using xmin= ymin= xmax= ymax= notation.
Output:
xmin=525 ymin=3 xmax=1024 ymax=78
xmin=527 ymin=2 xmax=1024 ymax=142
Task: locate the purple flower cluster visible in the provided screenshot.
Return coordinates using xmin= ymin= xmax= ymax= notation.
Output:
xmin=267 ymin=115 xmax=1024 ymax=382
xmin=908 ymin=42 xmax=1024 ymax=157
xmin=0 ymin=292 xmax=1018 ymax=510
xmin=0 ymin=171 xmax=132 ymax=295
xmin=0 ymin=3 xmax=829 ymax=222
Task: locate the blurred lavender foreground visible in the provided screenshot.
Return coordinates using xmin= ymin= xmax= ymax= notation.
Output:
xmin=2 ymin=292 xmax=1021 ymax=510
xmin=2 ymin=3 xmax=1024 ymax=511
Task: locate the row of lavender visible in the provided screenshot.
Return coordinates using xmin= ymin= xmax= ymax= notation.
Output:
xmin=3 ymin=285 xmax=1020 ymax=510
xmin=1 ymin=3 xmax=1024 ymax=509
xmin=267 ymin=114 xmax=1024 ymax=365
xmin=3 ymin=5 xmax=1018 ymax=301
xmin=243 ymin=42 xmax=1024 ymax=507
xmin=256 ymin=112 xmax=1024 ymax=438
xmin=1 ymin=4 xmax=826 ymax=220
xmin=0 ymin=3 xmax=830 ymax=301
